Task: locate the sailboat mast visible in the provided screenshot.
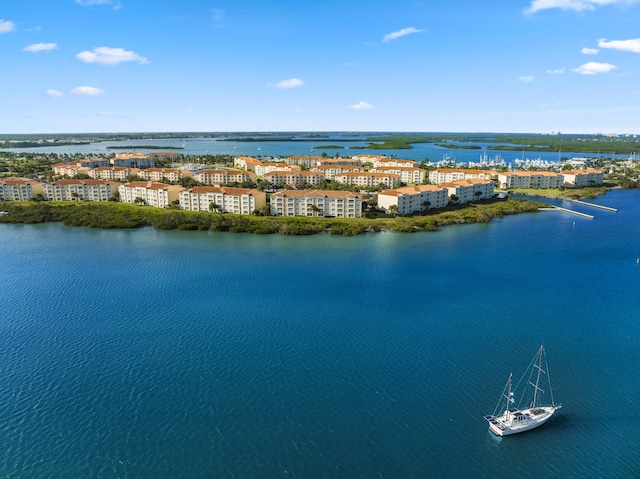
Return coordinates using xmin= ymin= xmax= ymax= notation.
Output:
xmin=505 ymin=373 xmax=513 ymax=416
xmin=532 ymin=345 xmax=544 ymax=408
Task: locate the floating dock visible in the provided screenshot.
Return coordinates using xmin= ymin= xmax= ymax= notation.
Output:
xmin=538 ymin=207 xmax=595 ymax=219
xmin=568 ymin=199 xmax=617 ymax=212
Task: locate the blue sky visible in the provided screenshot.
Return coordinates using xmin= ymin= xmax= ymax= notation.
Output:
xmin=2 ymin=0 xmax=640 ymax=134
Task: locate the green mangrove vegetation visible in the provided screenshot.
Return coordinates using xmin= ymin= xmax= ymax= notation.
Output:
xmin=0 ymin=198 xmax=543 ymax=236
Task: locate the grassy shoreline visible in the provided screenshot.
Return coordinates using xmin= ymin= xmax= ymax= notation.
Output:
xmin=0 ymin=198 xmax=543 ymax=235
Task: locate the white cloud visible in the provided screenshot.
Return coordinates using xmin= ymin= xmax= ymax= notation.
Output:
xmin=547 ymin=68 xmax=566 ymax=74
xmin=71 ymin=86 xmax=104 ymax=95
xmin=572 ymin=61 xmax=617 ymax=74
xmin=581 ymin=47 xmax=599 ymax=55
xmin=270 ymin=78 xmax=304 ymax=89
xmin=382 ymin=27 xmax=423 ymax=43
xmin=519 ymin=75 xmax=534 ymax=82
xmin=598 ymin=37 xmax=640 ymax=53
xmin=526 ymin=0 xmax=640 ymax=14
xmin=46 ymin=89 xmax=63 ymax=97
xmin=23 ymin=43 xmax=58 ymax=53
xmin=0 ymin=19 xmax=16 ymax=33
xmin=76 ymin=46 xmax=148 ymax=65
xmin=348 ymin=101 xmax=373 ymax=110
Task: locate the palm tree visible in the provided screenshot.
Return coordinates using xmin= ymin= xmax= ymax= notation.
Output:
xmin=422 ymin=200 xmax=431 ymax=213
xmin=308 ymin=203 xmax=321 ymax=216
xmin=388 ymin=205 xmax=398 ymax=217
xmin=209 ymin=202 xmax=220 ymax=213
xmin=134 ymin=196 xmax=145 ymax=206
xmin=70 ymin=192 xmax=80 ymax=201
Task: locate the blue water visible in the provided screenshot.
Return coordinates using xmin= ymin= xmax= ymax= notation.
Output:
xmin=1 ymin=189 xmax=639 ymax=478
xmin=4 ymin=135 xmax=623 ymax=165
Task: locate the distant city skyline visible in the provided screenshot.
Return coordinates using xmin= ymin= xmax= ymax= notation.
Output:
xmin=2 ymin=0 xmax=640 ymax=134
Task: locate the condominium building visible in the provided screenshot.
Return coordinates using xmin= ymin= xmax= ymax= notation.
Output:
xmin=429 ymin=168 xmax=495 ymax=185
xmin=351 ymin=154 xmax=388 ymax=165
xmin=372 ymin=166 xmax=425 ymax=184
xmin=0 ymin=177 xmax=44 ymax=201
xmin=312 ymin=164 xmax=363 ymax=180
xmin=497 ymin=171 xmax=563 ymax=189
xmin=283 ymin=156 xmax=324 ymax=168
xmin=88 ymin=167 xmax=140 ymax=181
xmin=378 ymin=185 xmax=449 ymax=215
xmin=179 ymin=186 xmax=266 ymax=214
xmin=373 ymin=158 xmax=418 ymax=169
xmin=119 ymin=181 xmax=185 ymax=208
xmin=52 ymin=162 xmax=90 ymax=177
xmin=43 ymin=179 xmax=120 ymax=202
xmin=113 ymin=152 xmax=154 ymax=168
xmin=193 ymin=169 xmax=256 ymax=186
xmin=254 ymin=162 xmax=301 ymax=177
xmin=137 ymin=168 xmax=193 ymax=183
xmin=148 ymin=151 xmax=183 ymax=162
xmin=264 ymin=171 xmax=325 ymax=188
xmin=334 ymin=171 xmax=400 ymax=189
xmin=270 ymin=190 xmax=363 ymax=217
xmin=316 ymin=157 xmax=363 ymax=167
xmin=440 ymin=179 xmax=495 ymax=203
xmin=76 ymin=158 xmax=110 ymax=168
xmin=233 ymin=156 xmax=262 ymax=171
xmin=562 ymin=169 xmax=605 ymax=187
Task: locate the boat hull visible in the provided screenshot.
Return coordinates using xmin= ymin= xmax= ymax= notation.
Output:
xmin=486 ymin=406 xmax=559 ymax=436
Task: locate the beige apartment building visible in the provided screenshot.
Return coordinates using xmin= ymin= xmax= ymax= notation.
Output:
xmin=179 ymin=186 xmax=266 ymax=214
xmin=270 ymin=190 xmax=362 ymax=217
xmin=137 ymin=168 xmax=193 ymax=183
xmin=193 ymin=169 xmax=256 ymax=186
xmin=233 ymin=156 xmax=262 ymax=171
xmin=52 ymin=162 xmax=90 ymax=177
xmin=264 ymin=171 xmax=325 ymax=188
xmin=113 ymin=152 xmax=154 ymax=168
xmin=119 ymin=181 xmax=184 ymax=208
xmin=312 ymin=164 xmax=363 ymax=180
xmin=429 ymin=168 xmax=495 ymax=185
xmin=0 ymin=177 xmax=44 ymax=201
xmin=497 ymin=171 xmax=563 ymax=189
xmin=283 ymin=156 xmax=324 ymax=168
xmin=334 ymin=171 xmax=400 ymax=189
xmin=43 ymin=179 xmax=120 ymax=202
xmin=372 ymin=166 xmax=425 ymax=184
xmin=373 ymin=158 xmax=418 ymax=169
xmin=254 ymin=162 xmax=301 ymax=177
xmin=316 ymin=157 xmax=363 ymax=167
xmin=440 ymin=178 xmax=495 ymax=203
xmin=562 ymin=169 xmax=605 ymax=187
xmin=378 ymin=184 xmax=449 ymax=215
xmin=88 ymin=167 xmax=140 ymax=181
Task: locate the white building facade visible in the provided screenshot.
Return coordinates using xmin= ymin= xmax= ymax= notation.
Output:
xmin=378 ymin=185 xmax=449 ymax=215
xmin=43 ymin=180 xmax=120 ymax=202
xmin=179 ymin=186 xmax=266 ymax=214
xmin=270 ymin=190 xmax=362 ymax=217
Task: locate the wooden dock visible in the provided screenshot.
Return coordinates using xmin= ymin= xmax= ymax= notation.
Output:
xmin=569 ymin=199 xmax=617 ymax=212
xmin=538 ymin=207 xmax=595 ymax=219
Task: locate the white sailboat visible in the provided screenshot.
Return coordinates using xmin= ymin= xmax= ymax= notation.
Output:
xmin=484 ymin=345 xmax=561 ymax=436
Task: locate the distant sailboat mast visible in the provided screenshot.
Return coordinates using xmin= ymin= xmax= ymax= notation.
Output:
xmin=530 ymin=345 xmax=545 ymax=409
xmin=504 ymin=373 xmax=514 ymax=419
